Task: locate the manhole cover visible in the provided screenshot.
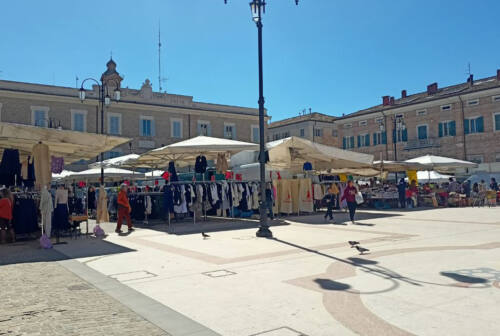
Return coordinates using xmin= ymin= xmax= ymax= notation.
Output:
xmin=67 ymin=284 xmax=92 ymax=291
xmin=109 ymin=270 xmax=157 ymax=282
xmin=202 ymin=270 xmax=236 ymax=278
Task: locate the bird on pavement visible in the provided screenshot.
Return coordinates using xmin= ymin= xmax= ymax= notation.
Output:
xmin=202 ymin=232 xmax=210 ymax=239
xmin=355 ymin=245 xmax=370 ymax=255
xmin=348 ymin=241 xmax=360 ymax=247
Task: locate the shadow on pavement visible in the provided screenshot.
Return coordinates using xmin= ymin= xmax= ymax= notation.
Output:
xmin=440 ymin=272 xmax=489 ymax=284
xmin=314 ymin=278 xmax=351 ymax=291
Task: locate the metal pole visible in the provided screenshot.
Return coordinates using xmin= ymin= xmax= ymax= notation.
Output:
xmin=393 ymin=117 xmax=398 ymax=182
xmin=255 ymin=2 xmax=272 ymax=238
xmin=100 ymin=84 xmax=105 ymax=185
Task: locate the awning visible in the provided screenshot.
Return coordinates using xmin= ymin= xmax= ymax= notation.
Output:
xmin=60 ymin=167 xmax=144 ymax=182
xmin=136 ymin=136 xmax=259 ymax=168
xmin=0 ymin=122 xmax=131 ymax=164
xmin=405 ymin=155 xmax=477 ymax=172
xmin=52 ymin=170 xmax=76 ymax=180
xmin=372 ymin=160 xmax=433 ymax=172
xmin=88 ymin=153 xmax=140 ymax=169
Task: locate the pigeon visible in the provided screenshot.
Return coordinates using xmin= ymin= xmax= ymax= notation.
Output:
xmin=202 ymin=232 xmax=210 ymax=239
xmin=348 ymin=241 xmax=360 ymax=247
xmin=355 ymin=245 xmax=370 ymax=255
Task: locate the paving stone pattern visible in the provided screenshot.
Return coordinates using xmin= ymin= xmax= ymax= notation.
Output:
xmin=0 ymin=262 xmax=169 ymax=336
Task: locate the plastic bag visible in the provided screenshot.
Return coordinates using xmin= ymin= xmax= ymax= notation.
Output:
xmin=40 ymin=234 xmax=53 ymax=249
xmin=93 ymin=224 xmax=105 ymax=237
xmin=355 ymin=192 xmax=364 ymax=205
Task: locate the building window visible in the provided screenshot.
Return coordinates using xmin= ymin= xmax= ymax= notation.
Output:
xmin=494 ymin=113 xmax=500 ymax=132
xmin=251 ymin=125 xmax=259 ymax=143
xmin=343 ymin=123 xmax=352 ymax=129
xmin=359 ymin=120 xmax=367 ymax=126
xmin=314 ymin=128 xmax=322 ymax=137
xmin=71 ymin=110 xmax=87 ymax=132
xmin=438 ymin=120 xmax=456 ymax=137
xmin=273 ymin=133 xmax=279 ymax=141
xmin=417 ymin=125 xmax=428 ymax=140
xmin=467 ymin=99 xmax=479 ymax=106
xmin=282 ymin=131 xmax=290 ymax=138
xmin=140 ymin=116 xmax=155 ymax=137
xmin=492 ymin=95 xmax=500 ymax=103
xmin=108 ymin=112 xmax=122 ymax=135
xmin=467 ymin=155 xmax=484 ymax=164
xmin=343 ymin=136 xmax=355 ymax=149
xmin=197 ymin=120 xmax=211 ymax=136
xmin=440 ymin=105 xmax=451 ymax=111
xmin=171 ymin=118 xmax=182 ymax=138
xmin=299 ymin=128 xmax=305 ymax=137
xmin=416 ymin=109 xmax=427 ymax=116
xmin=224 ymin=123 xmax=236 ymax=139
xmin=31 ymin=106 xmax=49 ymax=127
xmin=393 ymin=128 xmax=408 ymax=143
xmin=332 ymin=129 xmax=338 ymax=137
xmin=357 ymin=133 xmax=370 ymax=147
xmin=464 ymin=116 xmax=484 ymax=134
xmin=373 ymin=131 xmax=387 ymax=146
xmin=496 ymin=153 xmax=500 ymax=163
xmin=375 ymin=117 xmax=384 ymax=124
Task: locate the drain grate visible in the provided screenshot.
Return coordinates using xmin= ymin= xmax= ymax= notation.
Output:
xmin=249 ymin=326 xmax=308 ymax=336
xmin=202 ymin=270 xmax=236 ymax=278
xmin=109 ymin=270 xmax=158 ymax=282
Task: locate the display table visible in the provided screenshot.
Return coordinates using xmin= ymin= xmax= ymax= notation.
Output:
xmin=69 ymin=215 xmax=89 ymax=237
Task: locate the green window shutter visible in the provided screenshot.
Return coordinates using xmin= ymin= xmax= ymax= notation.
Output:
xmin=357 ymin=135 xmax=361 ymax=147
xmin=151 ymin=120 xmax=156 ymax=137
xmin=438 ymin=123 xmax=443 ymax=137
xmin=365 ymin=134 xmax=370 ymax=146
xmin=392 ymin=130 xmax=396 ymax=143
xmin=402 ymin=129 xmax=408 ymax=141
xmin=373 ymin=133 xmax=377 ymax=145
xmin=350 ymin=137 xmax=354 ymax=148
xmin=342 ymin=137 xmax=346 ymax=149
xmin=477 ymin=117 xmax=484 ymax=133
xmin=495 ymin=114 xmax=500 ymax=131
xmin=464 ymin=119 xmax=470 ymax=134
xmin=382 ymin=131 xmax=387 ymax=144
xmin=450 ymin=121 xmax=456 ymax=136
xmin=207 ymin=124 xmax=212 ymax=136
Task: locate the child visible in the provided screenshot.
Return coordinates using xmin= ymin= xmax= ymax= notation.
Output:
xmin=322 ymin=186 xmax=336 ymax=223
xmin=0 ymin=189 xmax=15 ymax=243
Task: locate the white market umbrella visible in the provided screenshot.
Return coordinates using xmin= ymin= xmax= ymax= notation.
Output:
xmin=61 ymin=167 xmax=144 ymax=182
xmin=52 ymin=170 xmax=75 ymax=180
xmin=405 ymin=170 xmax=454 ymax=183
xmin=88 ymin=154 xmax=140 ymax=169
xmin=405 ymin=155 xmax=477 ymax=173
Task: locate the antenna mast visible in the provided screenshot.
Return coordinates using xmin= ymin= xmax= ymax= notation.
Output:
xmin=158 ymin=21 xmax=163 ymax=92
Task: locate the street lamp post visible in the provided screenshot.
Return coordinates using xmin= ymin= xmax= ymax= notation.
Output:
xmin=224 ymin=0 xmax=298 ymax=238
xmin=79 ymin=78 xmax=120 ymax=184
xmin=392 ymin=115 xmax=405 ymax=181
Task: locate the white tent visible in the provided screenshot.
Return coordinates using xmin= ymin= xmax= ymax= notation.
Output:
xmin=60 ymin=168 xmax=144 ymax=182
xmin=52 ymin=170 xmax=75 ymax=180
xmin=136 ymin=136 xmax=259 ymax=168
xmin=88 ymin=154 xmax=140 ymax=169
xmin=231 ymin=163 xmax=293 ymax=181
xmin=405 ymin=155 xmax=477 ymax=172
xmin=266 ymin=137 xmax=373 ymax=171
xmin=405 ymin=170 xmax=454 ymax=183
xmin=373 ymin=160 xmax=433 ymax=173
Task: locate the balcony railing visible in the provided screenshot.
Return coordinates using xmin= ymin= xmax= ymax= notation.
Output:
xmin=404 ymin=137 xmax=440 ymax=150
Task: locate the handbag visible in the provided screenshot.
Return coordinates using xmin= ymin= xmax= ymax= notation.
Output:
xmin=355 ymin=192 xmax=364 ymax=204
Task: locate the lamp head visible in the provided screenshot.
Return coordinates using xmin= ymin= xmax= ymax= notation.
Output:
xmin=79 ymin=88 xmax=86 ymax=102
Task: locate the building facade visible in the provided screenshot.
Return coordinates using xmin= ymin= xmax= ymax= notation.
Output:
xmin=335 ymin=71 xmax=500 ymax=167
xmin=267 ymin=112 xmax=338 ymax=147
xmin=0 ymin=59 xmax=265 ymax=166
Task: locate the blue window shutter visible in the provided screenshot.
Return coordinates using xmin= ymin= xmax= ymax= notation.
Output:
xmin=207 ymin=124 xmax=212 ymax=136
xmin=392 ymin=130 xmax=396 ymax=143
xmin=402 ymin=129 xmax=408 ymax=141
xmin=373 ymin=133 xmax=377 ymax=145
xmin=450 ymin=121 xmax=456 ymax=136
xmin=438 ymin=123 xmax=443 ymax=137
xmin=342 ymin=137 xmax=346 ymax=149
xmin=139 ymin=120 xmax=144 ymax=136
xmin=495 ymin=114 xmax=500 ymax=131
xmin=357 ymin=135 xmax=361 ymax=147
xmin=477 ymin=117 xmax=484 ymax=133
xmin=151 ymin=120 xmax=156 ymax=136
xmin=197 ymin=123 xmax=202 ymax=135
xmin=464 ymin=119 xmax=470 ymax=134
xmin=382 ymin=131 xmax=387 ymax=144
xmin=365 ymin=134 xmax=370 ymax=146
xmin=350 ymin=136 xmax=354 ymax=148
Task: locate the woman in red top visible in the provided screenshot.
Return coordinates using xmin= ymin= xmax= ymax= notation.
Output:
xmin=116 ymin=184 xmax=133 ymax=233
xmin=0 ymin=189 xmax=15 ymax=243
xmin=341 ymin=180 xmax=358 ymax=224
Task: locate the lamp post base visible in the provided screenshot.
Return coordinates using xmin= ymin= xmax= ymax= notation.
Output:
xmin=256 ymin=226 xmax=273 ymax=238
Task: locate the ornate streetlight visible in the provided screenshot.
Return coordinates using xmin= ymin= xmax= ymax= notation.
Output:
xmin=224 ymin=0 xmax=299 ymax=238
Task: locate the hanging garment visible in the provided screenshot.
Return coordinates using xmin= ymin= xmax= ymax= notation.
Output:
xmin=195 ymin=155 xmax=208 ymax=174
xmin=210 ymin=183 xmax=219 ymax=206
xmin=299 ymin=178 xmax=314 ymax=212
xmin=12 ymin=197 xmax=38 ymax=234
xmin=220 ymin=182 xmax=230 ymax=211
xmin=163 ymin=184 xmax=175 ymax=215
xmin=174 ymin=185 xmax=188 ymax=214
xmin=40 ymin=188 xmax=53 ymax=238
xmin=51 ymin=156 xmax=64 ymax=174
xmin=216 ymin=153 xmax=229 ymax=174
xmin=272 ymin=180 xmax=280 ymax=214
xmin=87 ymin=189 xmax=96 ymax=210
xmin=32 ymin=143 xmax=51 ymax=189
xmin=0 ymin=148 xmax=21 ymax=187
xmin=53 ymin=204 xmax=69 ymax=232
xmin=21 ymin=159 xmax=29 ymax=180
xmin=313 ymin=184 xmax=323 ymax=200
xmin=280 ymin=179 xmax=293 ymax=214
xmin=168 ymin=161 xmax=179 ymax=182
xmin=290 ymin=179 xmax=300 ymax=214
xmin=251 ymin=183 xmax=259 ymax=210
xmin=303 ymin=162 xmax=313 ymax=171
xmin=96 ymin=186 xmax=110 ymax=223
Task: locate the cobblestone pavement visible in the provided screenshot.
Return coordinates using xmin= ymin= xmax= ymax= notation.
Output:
xmin=0 ymin=248 xmax=169 ymax=336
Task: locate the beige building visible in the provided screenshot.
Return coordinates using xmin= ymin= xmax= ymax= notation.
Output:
xmin=267 ymin=112 xmax=338 ymax=147
xmin=0 ymin=59 xmax=265 ymax=167
xmin=336 ymin=71 xmax=500 ymax=167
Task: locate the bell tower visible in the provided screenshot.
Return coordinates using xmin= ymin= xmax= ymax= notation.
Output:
xmin=101 ymin=58 xmax=123 ymax=88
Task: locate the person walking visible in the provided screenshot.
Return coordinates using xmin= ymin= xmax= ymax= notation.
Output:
xmin=0 ymin=189 xmax=15 ymax=243
xmin=116 ymin=184 xmax=133 ymax=233
xmin=341 ymin=180 xmax=358 ymax=224
xmin=322 ymin=186 xmax=336 ymax=223
xmin=397 ymin=178 xmax=406 ymax=208
xmin=490 ymin=178 xmax=498 ymax=191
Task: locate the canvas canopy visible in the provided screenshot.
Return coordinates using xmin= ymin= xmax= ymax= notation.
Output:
xmin=405 ymin=171 xmax=454 ymax=183
xmin=52 ymin=170 xmax=75 ymax=180
xmin=325 ymin=167 xmax=385 ymax=177
xmin=136 ymin=136 xmax=259 ymax=168
xmin=89 ymin=154 xmax=140 ymax=169
xmin=405 ymin=155 xmax=477 ymax=172
xmin=372 ymin=160 xmax=433 ymax=173
xmin=265 ymin=137 xmax=373 ymax=171
xmin=0 ymin=122 xmax=130 ymax=164
xmin=59 ymin=168 xmax=144 ymax=182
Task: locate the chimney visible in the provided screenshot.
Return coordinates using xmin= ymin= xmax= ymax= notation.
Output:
xmin=382 ymin=95 xmax=390 ymax=106
xmin=467 ymin=74 xmax=474 ymax=87
xmin=389 ymin=96 xmax=395 ymax=105
xmin=427 ymin=82 xmax=438 ymax=95
xmin=401 ymin=90 xmax=407 ymax=98
xmin=497 ymin=69 xmax=500 ymax=81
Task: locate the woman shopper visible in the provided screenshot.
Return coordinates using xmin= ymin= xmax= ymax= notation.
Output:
xmin=341 ymin=180 xmax=358 ymax=224
xmin=116 ymin=184 xmax=133 ymax=233
xmin=0 ymin=189 xmax=15 ymax=243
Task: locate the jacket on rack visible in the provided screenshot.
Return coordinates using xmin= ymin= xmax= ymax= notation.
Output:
xmin=168 ymin=161 xmax=179 ymax=182
xmin=195 ymin=155 xmax=207 ymax=174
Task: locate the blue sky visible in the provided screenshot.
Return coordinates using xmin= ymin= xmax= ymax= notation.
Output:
xmin=1 ymin=0 xmax=500 ymax=121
